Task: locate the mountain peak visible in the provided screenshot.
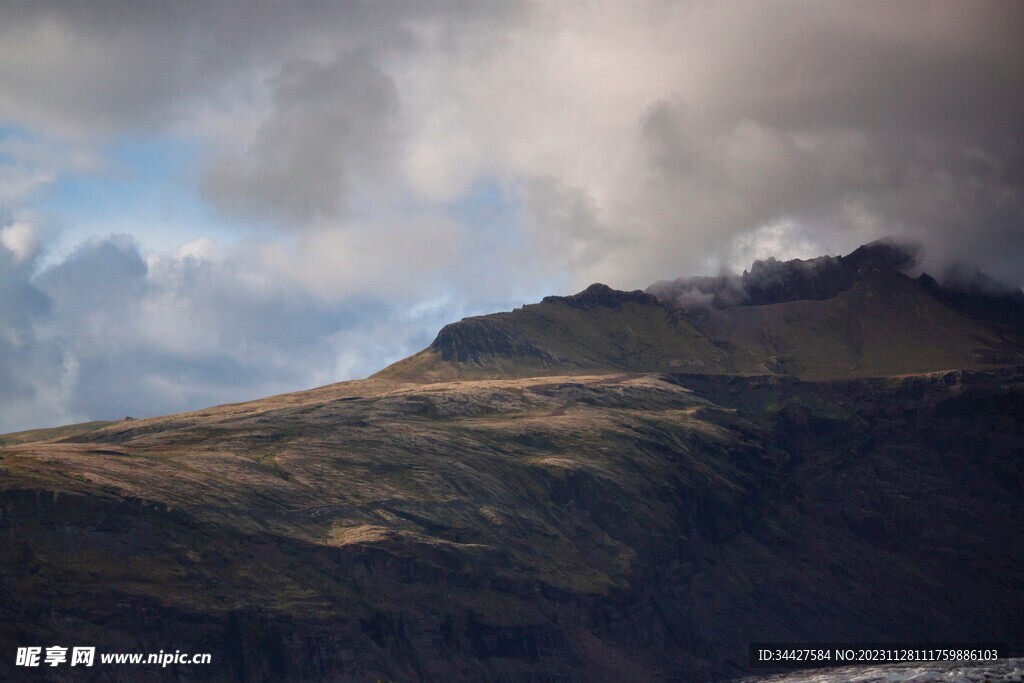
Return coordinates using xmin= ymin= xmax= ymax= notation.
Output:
xmin=649 ymin=239 xmax=922 ymax=311
xmin=841 ymin=238 xmax=919 ymax=272
xmin=541 ymin=283 xmax=661 ymax=310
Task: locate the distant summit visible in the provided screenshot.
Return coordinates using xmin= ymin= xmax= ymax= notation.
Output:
xmin=377 ymin=241 xmax=1024 ymax=381
xmin=646 ymin=239 xmax=920 ymax=310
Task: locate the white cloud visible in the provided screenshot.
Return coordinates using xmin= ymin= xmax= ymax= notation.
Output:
xmin=0 ymin=167 xmax=54 ymax=206
xmin=0 ymin=221 xmax=39 ymax=262
xmin=251 ymin=213 xmax=461 ymax=301
xmin=0 ymin=231 xmax=463 ymax=431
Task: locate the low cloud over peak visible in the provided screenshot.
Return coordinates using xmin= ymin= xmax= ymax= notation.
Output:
xmin=645 ymin=239 xmax=981 ymax=313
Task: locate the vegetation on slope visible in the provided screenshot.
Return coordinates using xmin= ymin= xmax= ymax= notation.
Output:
xmin=1 ymin=370 xmax=1022 ymax=681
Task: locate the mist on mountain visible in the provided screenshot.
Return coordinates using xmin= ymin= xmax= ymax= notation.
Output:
xmin=645 ymin=238 xmax=1024 ymax=322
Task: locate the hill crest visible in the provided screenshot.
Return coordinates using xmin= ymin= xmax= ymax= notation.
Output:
xmin=376 ymin=241 xmax=1024 ymax=382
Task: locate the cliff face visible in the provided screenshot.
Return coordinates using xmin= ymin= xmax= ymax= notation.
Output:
xmin=381 ymin=283 xmax=728 ymax=381
xmin=2 ymin=369 xmax=1023 ymax=681
xmin=431 ymin=317 xmax=562 ymax=364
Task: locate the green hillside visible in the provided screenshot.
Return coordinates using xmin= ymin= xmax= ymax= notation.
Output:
xmin=379 ymin=268 xmax=1024 ymax=382
xmin=3 ymin=369 xmax=1022 ymax=681
xmin=700 ymin=269 xmax=1022 ymax=378
xmin=375 ymin=284 xmax=729 ymax=381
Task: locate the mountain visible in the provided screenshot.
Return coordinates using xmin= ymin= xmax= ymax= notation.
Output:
xmin=1 ymin=242 xmax=1023 ymax=682
xmin=377 ymin=285 xmax=730 ymax=380
xmin=379 ymin=241 xmax=1024 ymax=381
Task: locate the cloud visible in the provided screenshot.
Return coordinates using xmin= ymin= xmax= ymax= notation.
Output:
xmin=0 ymin=1 xmax=404 ymax=135
xmin=0 ymin=221 xmax=40 ymax=262
xmin=0 ymin=1 xmax=529 ymax=138
xmin=0 ymin=225 xmax=69 ymax=431
xmin=5 ymin=1 xmax=1020 ymax=286
xmin=518 ymin=175 xmax=618 ymax=274
xmin=1 ymin=0 xmax=1023 ymax=430
xmin=0 ymin=232 xmax=479 ymax=432
xmin=201 ymin=51 xmax=401 ymax=227
xmin=391 ymin=2 xmax=1024 ymax=288
xmin=0 ymin=219 xmax=553 ymax=432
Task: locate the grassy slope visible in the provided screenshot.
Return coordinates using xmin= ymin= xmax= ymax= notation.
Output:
xmin=701 ymin=270 xmax=1022 ymax=378
xmin=0 ymin=373 xmax=763 ymax=679
xmin=380 ymin=272 xmax=1023 ymax=383
xmin=2 ymin=370 xmax=1021 ymax=681
xmin=0 ymin=420 xmax=115 ymax=446
xmin=0 ymin=375 xmax=734 ymax=601
xmin=375 ymin=298 xmax=729 ymax=381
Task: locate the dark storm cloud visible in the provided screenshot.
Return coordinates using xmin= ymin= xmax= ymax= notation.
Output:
xmin=5 ymin=0 xmax=1018 ymax=282
xmin=201 ymin=51 xmax=401 ymax=226
xmin=0 ymin=0 xmax=527 ymax=135
xmin=625 ymin=1 xmax=1024 ymax=288
xmin=1 ymin=1 xmax=1020 ymax=280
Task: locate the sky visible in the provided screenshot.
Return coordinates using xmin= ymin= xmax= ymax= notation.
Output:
xmin=1 ymin=1 xmax=1023 ymax=431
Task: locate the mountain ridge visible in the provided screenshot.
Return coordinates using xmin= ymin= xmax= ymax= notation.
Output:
xmin=376 ymin=241 xmax=1024 ymax=383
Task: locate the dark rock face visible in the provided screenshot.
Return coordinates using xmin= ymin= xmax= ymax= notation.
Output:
xmin=739 ymin=254 xmax=855 ymax=305
xmin=430 ymin=284 xmax=663 ymax=364
xmin=840 ymin=239 xmax=919 ymax=272
xmin=431 ymin=318 xmax=560 ymax=364
xmin=648 ymin=239 xmax=1024 ymax=338
xmin=741 ymin=241 xmax=917 ymax=305
xmin=421 ymin=282 xmax=715 ymax=376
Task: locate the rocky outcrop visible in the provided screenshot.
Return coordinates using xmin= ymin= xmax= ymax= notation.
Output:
xmin=541 ymin=283 xmax=661 ymax=310
xmin=431 ymin=317 xmax=561 ymax=364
